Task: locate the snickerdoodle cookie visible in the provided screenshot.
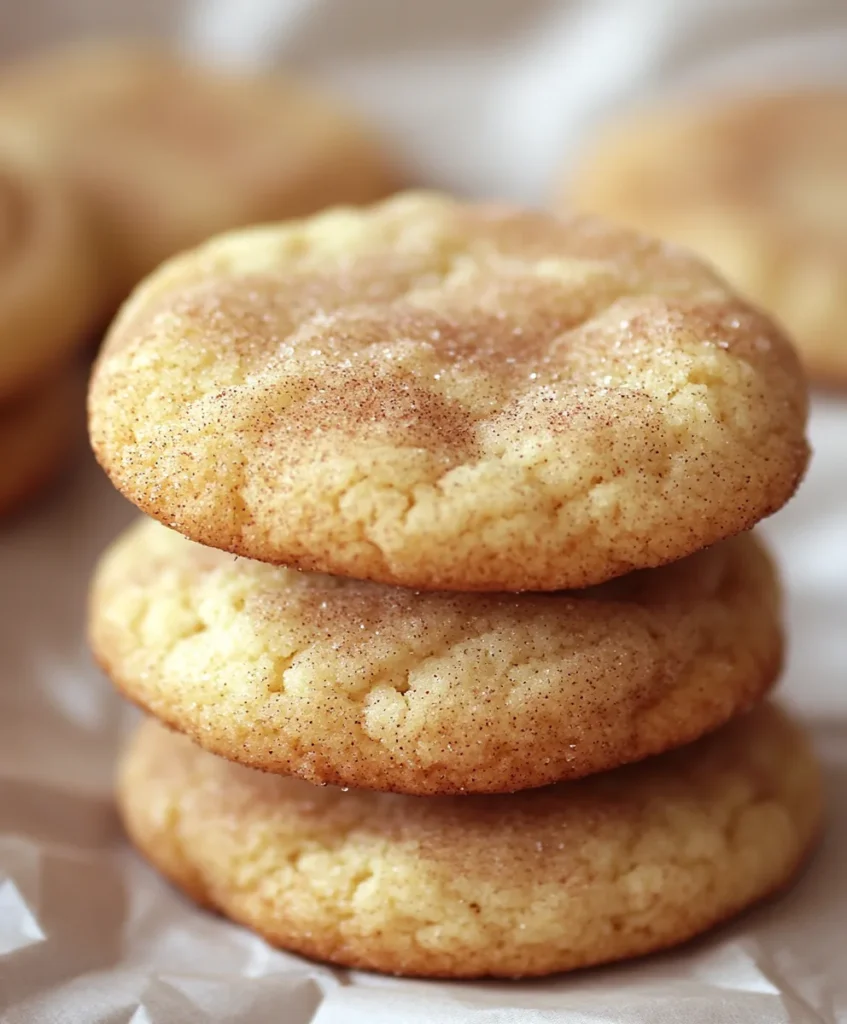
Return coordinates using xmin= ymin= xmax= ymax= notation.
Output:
xmin=567 ymin=90 xmax=847 ymax=386
xmin=0 ymin=140 xmax=99 ymax=399
xmin=0 ymin=40 xmax=398 ymax=298
xmin=0 ymin=371 xmax=78 ymax=517
xmin=91 ymin=517 xmax=781 ymax=794
xmin=118 ymin=704 xmax=821 ymax=978
xmin=89 ymin=192 xmax=808 ymax=591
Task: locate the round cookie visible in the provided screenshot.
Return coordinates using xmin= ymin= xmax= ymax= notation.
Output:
xmin=118 ymin=705 xmax=822 ymax=979
xmin=91 ymin=517 xmax=782 ymax=795
xmin=88 ymin=192 xmax=809 ymax=592
xmin=0 ymin=371 xmax=79 ymax=517
xmin=0 ymin=139 xmax=99 ymax=400
xmin=0 ymin=40 xmax=399 ymax=299
xmin=566 ymin=90 xmax=847 ymax=387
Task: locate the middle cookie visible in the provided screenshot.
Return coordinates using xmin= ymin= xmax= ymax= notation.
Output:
xmin=90 ymin=518 xmax=781 ymax=795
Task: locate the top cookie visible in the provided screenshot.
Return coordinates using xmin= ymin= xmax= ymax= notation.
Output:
xmin=89 ymin=192 xmax=809 ymax=591
xmin=566 ymin=90 xmax=847 ymax=387
xmin=0 ymin=40 xmax=398 ymax=299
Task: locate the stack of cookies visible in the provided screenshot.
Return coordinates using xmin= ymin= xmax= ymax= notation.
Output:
xmin=88 ymin=192 xmax=822 ymax=979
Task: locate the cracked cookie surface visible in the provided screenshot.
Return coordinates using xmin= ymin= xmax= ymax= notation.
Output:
xmin=89 ymin=192 xmax=808 ymax=590
xmin=91 ymin=517 xmax=782 ymax=794
xmin=118 ymin=704 xmax=822 ymax=978
xmin=566 ymin=91 xmax=847 ymax=387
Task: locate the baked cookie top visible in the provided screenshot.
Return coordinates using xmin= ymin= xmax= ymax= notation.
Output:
xmin=118 ymin=704 xmax=822 ymax=978
xmin=89 ymin=192 xmax=809 ymax=590
xmin=0 ymin=139 xmax=99 ymax=398
xmin=0 ymin=40 xmax=398 ymax=297
xmin=91 ymin=516 xmax=782 ymax=794
xmin=567 ymin=90 xmax=847 ymax=386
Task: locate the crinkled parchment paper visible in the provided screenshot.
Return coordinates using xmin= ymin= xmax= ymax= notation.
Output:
xmin=1 ymin=2 xmax=846 ymax=1020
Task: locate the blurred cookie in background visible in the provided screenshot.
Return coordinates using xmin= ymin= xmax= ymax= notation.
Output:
xmin=0 ymin=370 xmax=80 ymax=518
xmin=0 ymin=137 xmax=100 ymax=401
xmin=564 ymin=90 xmax=847 ymax=388
xmin=0 ymin=39 xmax=402 ymax=305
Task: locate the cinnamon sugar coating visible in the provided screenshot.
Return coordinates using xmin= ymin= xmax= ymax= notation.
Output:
xmin=118 ymin=705 xmax=822 ymax=978
xmin=89 ymin=192 xmax=809 ymax=590
xmin=91 ymin=517 xmax=782 ymax=794
xmin=566 ymin=90 xmax=847 ymax=386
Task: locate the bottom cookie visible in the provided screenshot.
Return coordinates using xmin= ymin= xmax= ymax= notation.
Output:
xmin=0 ymin=371 xmax=78 ymax=517
xmin=118 ymin=704 xmax=821 ymax=979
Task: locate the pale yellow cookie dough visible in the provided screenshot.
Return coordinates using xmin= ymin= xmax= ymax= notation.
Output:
xmin=91 ymin=517 xmax=782 ymax=794
xmin=89 ymin=192 xmax=808 ymax=591
xmin=0 ymin=40 xmax=400 ymax=300
xmin=566 ymin=90 xmax=847 ymax=387
xmin=118 ymin=705 xmax=822 ymax=978
xmin=0 ymin=371 xmax=78 ymax=517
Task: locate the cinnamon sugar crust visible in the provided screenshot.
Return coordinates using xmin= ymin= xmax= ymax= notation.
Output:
xmin=91 ymin=517 xmax=782 ymax=794
xmin=89 ymin=192 xmax=809 ymax=590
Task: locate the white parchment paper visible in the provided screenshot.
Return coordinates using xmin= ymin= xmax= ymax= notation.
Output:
xmin=1 ymin=2 xmax=846 ymax=1020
